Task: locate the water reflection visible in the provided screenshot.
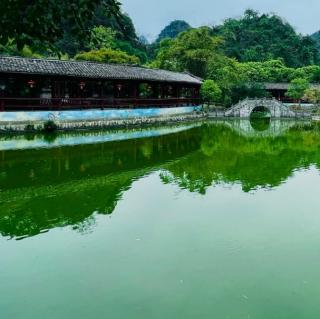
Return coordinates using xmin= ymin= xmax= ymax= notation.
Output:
xmin=250 ymin=117 xmax=271 ymax=131
xmin=1 ymin=120 xmax=320 ymax=239
xmin=0 ymin=128 xmax=201 ymax=239
xmin=164 ymin=120 xmax=320 ymax=193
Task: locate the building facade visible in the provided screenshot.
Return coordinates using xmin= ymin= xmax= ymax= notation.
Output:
xmin=0 ymin=56 xmax=202 ymax=126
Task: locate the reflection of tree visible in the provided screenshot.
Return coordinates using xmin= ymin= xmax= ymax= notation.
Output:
xmin=164 ymin=122 xmax=320 ymax=194
xmin=0 ymin=173 xmax=136 ymax=239
xmin=3 ymin=121 xmax=320 ymax=239
xmin=160 ymin=171 xmax=209 ymax=194
xmin=0 ymin=128 xmax=201 ymax=239
xmin=250 ymin=118 xmax=271 ymax=131
xmin=73 ymin=214 xmax=97 ymax=235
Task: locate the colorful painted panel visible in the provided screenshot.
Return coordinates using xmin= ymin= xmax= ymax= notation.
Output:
xmin=0 ymin=106 xmax=202 ymax=123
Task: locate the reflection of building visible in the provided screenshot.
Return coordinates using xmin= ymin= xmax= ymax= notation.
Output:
xmin=0 ymin=56 xmax=201 ymax=114
xmin=0 ymin=127 xmax=202 ymax=239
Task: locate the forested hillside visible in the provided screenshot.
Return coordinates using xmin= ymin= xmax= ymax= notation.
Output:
xmin=0 ymin=0 xmax=148 ymax=64
xmin=212 ymin=10 xmax=319 ymax=67
xmin=1 ymin=2 xmax=320 ymax=106
xmin=1 ymin=3 xmax=317 ymax=68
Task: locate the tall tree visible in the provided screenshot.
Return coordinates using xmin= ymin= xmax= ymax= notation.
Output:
xmin=151 ymin=27 xmax=224 ymax=78
xmin=200 ymin=80 xmax=222 ymax=105
xmin=286 ymin=78 xmax=310 ymax=104
xmin=0 ymin=0 xmax=122 ymax=51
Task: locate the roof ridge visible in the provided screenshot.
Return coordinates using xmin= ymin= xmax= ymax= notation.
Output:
xmin=0 ymin=55 xmax=144 ymax=68
xmin=183 ymin=71 xmax=203 ymax=81
xmin=0 ymin=55 xmax=201 ymax=77
xmin=0 ymin=55 xmax=203 ymax=84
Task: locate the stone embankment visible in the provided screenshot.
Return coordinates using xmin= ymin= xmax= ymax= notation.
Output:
xmin=0 ymin=112 xmax=206 ymax=133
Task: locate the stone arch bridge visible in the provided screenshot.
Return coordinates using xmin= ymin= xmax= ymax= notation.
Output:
xmin=224 ymin=98 xmax=296 ymax=118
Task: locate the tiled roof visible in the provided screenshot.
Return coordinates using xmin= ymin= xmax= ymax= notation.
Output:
xmin=0 ymin=56 xmax=202 ymax=85
xmin=263 ymin=82 xmax=320 ymax=90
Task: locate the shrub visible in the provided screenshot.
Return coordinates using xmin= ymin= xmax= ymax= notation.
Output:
xmin=200 ymin=80 xmax=222 ymax=105
xmin=24 ymin=124 xmax=35 ymax=131
xmin=74 ymin=48 xmax=140 ymax=65
xmin=43 ymin=120 xmax=58 ymax=133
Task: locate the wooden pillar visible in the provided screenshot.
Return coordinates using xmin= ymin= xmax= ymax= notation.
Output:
xmin=114 ymin=82 xmax=120 ymax=99
xmin=177 ymin=85 xmax=182 ymax=98
xmin=173 ymin=85 xmax=180 ymax=98
xmin=132 ymin=82 xmax=138 ymax=108
xmin=160 ymin=84 xmax=165 ymax=99
xmin=0 ymin=88 xmax=4 ymax=111
xmin=152 ymin=83 xmax=160 ymax=99
xmin=132 ymin=82 xmax=138 ymax=98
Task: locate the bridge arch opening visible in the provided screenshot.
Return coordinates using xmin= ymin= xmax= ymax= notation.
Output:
xmin=250 ymin=117 xmax=271 ymax=132
xmin=250 ymin=106 xmax=271 ymax=119
xmin=250 ymin=106 xmax=271 ymax=131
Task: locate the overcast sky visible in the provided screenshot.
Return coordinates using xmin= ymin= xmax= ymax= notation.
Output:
xmin=121 ymin=0 xmax=320 ymax=41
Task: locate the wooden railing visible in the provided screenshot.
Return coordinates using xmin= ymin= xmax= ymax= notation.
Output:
xmin=0 ymin=97 xmax=202 ymax=111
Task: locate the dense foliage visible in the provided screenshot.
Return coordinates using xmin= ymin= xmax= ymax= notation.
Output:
xmin=55 ymin=9 xmax=148 ymax=62
xmin=0 ymin=0 xmax=122 ymax=51
xmin=236 ymin=60 xmax=320 ymax=83
xmin=286 ymin=78 xmax=310 ymax=102
xmin=201 ymin=80 xmax=222 ymax=105
xmin=0 ymin=0 xmax=147 ymax=63
xmin=311 ymin=31 xmax=320 ymax=51
xmin=150 ymin=27 xmax=225 ymax=78
xmin=304 ymin=88 xmax=320 ymax=106
xmin=150 ymin=28 xmax=320 ymax=105
xmin=212 ymin=10 xmax=319 ymax=67
xmin=75 ymin=48 xmax=140 ymax=64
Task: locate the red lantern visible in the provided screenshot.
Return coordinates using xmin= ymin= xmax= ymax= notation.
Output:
xmin=79 ymin=81 xmax=86 ymax=90
xmin=28 ymin=80 xmax=36 ymax=88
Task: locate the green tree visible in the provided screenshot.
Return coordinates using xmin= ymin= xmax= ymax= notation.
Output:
xmin=289 ymin=65 xmax=320 ymax=82
xmin=114 ymin=40 xmax=148 ymax=64
xmin=0 ymin=0 xmax=122 ymax=51
xmin=200 ymin=80 xmax=222 ymax=105
xmin=54 ymin=9 xmax=144 ymax=58
xmin=286 ymin=78 xmax=310 ymax=104
xmin=303 ymin=88 xmax=320 ymax=107
xmin=231 ymin=82 xmax=270 ymax=103
xmin=150 ymin=27 xmax=225 ymax=78
xmin=206 ymin=56 xmax=248 ymax=106
xmin=88 ymin=26 xmax=116 ymax=50
xmin=236 ymin=60 xmax=291 ymax=82
xmin=74 ymin=48 xmax=140 ymax=64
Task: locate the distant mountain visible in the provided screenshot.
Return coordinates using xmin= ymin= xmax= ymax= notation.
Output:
xmin=311 ymin=31 xmax=320 ymax=50
xmin=156 ymin=20 xmax=191 ymax=43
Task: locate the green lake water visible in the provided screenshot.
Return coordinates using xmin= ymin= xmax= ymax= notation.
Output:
xmin=1 ymin=119 xmax=320 ymax=319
